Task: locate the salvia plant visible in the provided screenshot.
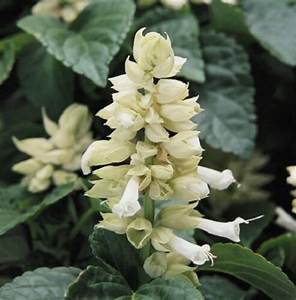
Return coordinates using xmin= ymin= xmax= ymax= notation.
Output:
xmin=81 ymin=27 xmax=262 ymax=283
xmin=0 ymin=0 xmax=296 ymax=299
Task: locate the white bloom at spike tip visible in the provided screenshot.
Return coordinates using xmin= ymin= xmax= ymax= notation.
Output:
xmin=132 ymin=28 xmax=186 ymax=78
xmin=112 ymin=176 xmax=141 ymax=218
xmin=197 ymin=166 xmax=236 ymax=190
xmin=197 ymin=215 xmax=264 ymax=242
xmin=168 ymin=236 xmax=216 ymax=266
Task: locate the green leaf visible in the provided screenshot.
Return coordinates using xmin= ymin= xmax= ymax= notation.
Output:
xmin=258 ymin=233 xmax=296 ymax=275
xmin=0 ymin=183 xmax=76 ymax=235
xmin=17 ymin=43 xmax=74 ymax=119
xmin=199 ymin=275 xmax=246 ymax=300
xmin=194 ymin=31 xmax=256 ymax=158
xmin=134 ymin=8 xmax=205 ymax=83
xmin=89 ymin=228 xmax=148 ymax=289
xmin=17 ymin=0 xmax=135 ymax=86
xmin=66 ymin=265 xmax=204 ymax=300
xmin=0 ymin=267 xmax=80 ymax=300
xmin=131 ymin=278 xmax=204 ymax=300
xmin=65 ymin=265 xmax=132 ymax=300
xmin=241 ymin=0 xmax=296 ymax=66
xmin=0 ymin=42 xmax=14 ymax=85
xmin=199 ymin=243 xmax=296 ymax=300
xmin=210 ymin=0 xmax=249 ymax=37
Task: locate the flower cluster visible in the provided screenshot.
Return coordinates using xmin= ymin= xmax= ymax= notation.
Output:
xmin=32 ymin=0 xmax=88 ymax=23
xmin=287 ymin=166 xmax=296 ymax=213
xmin=81 ymin=28 xmax=258 ymax=283
xmin=13 ymin=104 xmax=92 ymax=193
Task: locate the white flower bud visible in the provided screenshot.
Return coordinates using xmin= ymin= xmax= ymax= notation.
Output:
xmin=12 ymin=159 xmax=43 ymax=175
xmin=156 ymin=79 xmax=188 ymax=104
xmin=12 ymin=137 xmax=53 ymax=157
xmin=42 ymin=108 xmax=58 ymax=136
xmin=81 ymin=140 xmax=135 ymax=175
xmin=145 ymin=124 xmax=169 ymax=143
xmin=163 ymin=131 xmax=203 ymax=159
xmin=109 ymin=74 xmax=138 ymax=92
xmin=125 ymin=56 xmax=150 ymax=84
xmin=52 ymin=170 xmax=77 ymax=186
xmin=171 ymin=174 xmax=209 ymax=201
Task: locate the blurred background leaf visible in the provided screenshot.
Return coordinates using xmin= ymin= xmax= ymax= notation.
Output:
xmin=17 ymin=43 xmax=74 ymax=119
xmin=194 ymin=31 xmax=256 ymax=158
xmin=17 ymin=0 xmax=136 ymax=86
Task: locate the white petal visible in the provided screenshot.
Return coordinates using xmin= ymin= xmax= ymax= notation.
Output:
xmin=112 ymin=176 xmax=141 ymax=218
xmin=80 ymin=141 xmax=96 ymax=175
xmin=165 ymin=56 xmax=187 ymax=77
xmin=197 ymin=166 xmax=236 ymax=190
xmin=125 ymin=56 xmax=148 ymax=84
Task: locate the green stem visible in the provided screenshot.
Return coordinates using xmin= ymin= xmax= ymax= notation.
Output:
xmin=144 ymin=191 xmax=155 ymax=224
xmin=140 ymin=191 xmax=155 ymax=261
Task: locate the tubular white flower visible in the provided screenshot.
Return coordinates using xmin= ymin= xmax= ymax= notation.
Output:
xmin=112 ymin=176 xmax=141 ymax=218
xmin=168 ymin=236 xmax=216 ymax=266
xmin=197 ymin=166 xmax=236 ymax=190
xmin=197 ymin=216 xmax=263 ymax=242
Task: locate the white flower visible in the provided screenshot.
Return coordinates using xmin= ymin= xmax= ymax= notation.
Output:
xmin=197 ymin=216 xmax=263 ymax=242
xmin=275 ymin=207 xmax=296 ymax=233
xmin=168 ymin=236 xmax=216 ymax=266
xmin=197 ymin=166 xmax=236 ymax=190
xmin=112 ymin=176 xmax=141 ymax=218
